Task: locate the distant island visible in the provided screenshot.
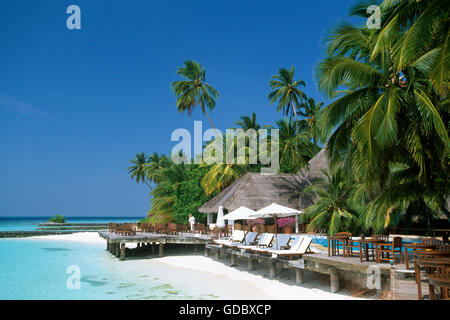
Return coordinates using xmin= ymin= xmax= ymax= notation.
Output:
xmin=48 ymin=215 xmax=66 ymax=224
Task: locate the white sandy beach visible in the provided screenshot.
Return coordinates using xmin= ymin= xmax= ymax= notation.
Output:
xmin=30 ymin=232 xmax=366 ymax=300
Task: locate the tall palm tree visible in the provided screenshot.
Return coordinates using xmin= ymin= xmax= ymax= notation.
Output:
xmin=268 ymin=66 xmax=306 ymax=123
xmin=298 ymin=97 xmax=324 ymax=151
xmin=127 ymin=153 xmax=152 ymax=189
xmin=171 ymin=60 xmax=219 ymax=128
xmin=301 ymin=167 xmax=357 ymax=235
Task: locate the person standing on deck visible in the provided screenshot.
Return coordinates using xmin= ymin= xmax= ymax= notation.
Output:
xmin=188 ymin=214 xmax=196 ymax=231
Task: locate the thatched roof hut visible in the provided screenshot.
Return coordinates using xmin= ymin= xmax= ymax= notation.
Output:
xmin=198 ymin=148 xmax=329 ymax=214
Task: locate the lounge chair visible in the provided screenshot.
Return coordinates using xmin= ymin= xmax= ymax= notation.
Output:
xmin=239 ymin=233 xmax=274 ymax=251
xmin=250 ymin=234 xmax=291 ymax=253
xmin=267 ymin=237 xmax=313 ymax=259
xmin=225 ymin=232 xmax=258 ymax=248
xmin=214 ymin=230 xmax=246 ymax=245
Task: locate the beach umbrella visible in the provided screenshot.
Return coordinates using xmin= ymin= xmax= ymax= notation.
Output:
xmin=222 ymin=206 xmax=257 ymax=233
xmin=216 ymin=206 xmax=225 ymax=238
xmin=249 ymin=203 xmax=303 ymax=249
xmin=222 ymin=206 xmax=256 ymax=221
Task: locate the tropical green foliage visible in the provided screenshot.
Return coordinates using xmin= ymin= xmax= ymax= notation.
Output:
xmin=268 ymin=66 xmax=306 ymax=122
xmin=301 ymin=168 xmax=358 ymax=235
xmin=48 ymin=215 xmax=66 ymax=223
xmin=310 ymin=0 xmax=450 ymax=233
xmin=171 ymin=60 xmax=219 ymax=128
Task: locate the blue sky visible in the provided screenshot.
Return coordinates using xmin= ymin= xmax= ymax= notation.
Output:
xmin=0 ymin=0 xmax=360 ymax=217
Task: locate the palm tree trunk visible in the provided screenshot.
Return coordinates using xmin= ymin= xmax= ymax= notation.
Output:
xmin=203 ymin=106 xmax=215 ymax=129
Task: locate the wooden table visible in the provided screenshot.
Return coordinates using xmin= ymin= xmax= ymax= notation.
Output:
xmin=404 ymin=243 xmax=437 ymax=269
xmin=413 ymin=252 xmax=450 ymax=300
xmin=428 ymin=273 xmax=450 ymax=300
xmin=358 ymin=239 xmax=386 ymax=263
xmin=327 ymin=235 xmax=350 ymax=257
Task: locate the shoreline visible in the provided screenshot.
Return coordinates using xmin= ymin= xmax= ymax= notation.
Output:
xmin=21 ymin=231 xmax=367 ymax=300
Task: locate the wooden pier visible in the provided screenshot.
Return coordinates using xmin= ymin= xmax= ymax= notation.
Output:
xmin=205 ymin=243 xmax=409 ymax=296
xmin=99 ymin=231 xmax=211 ymax=261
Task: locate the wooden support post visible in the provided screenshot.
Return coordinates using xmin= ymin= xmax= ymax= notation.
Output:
xmin=205 ymin=246 xmax=209 ymax=257
xmin=215 ymin=249 xmax=220 ymax=260
xmin=194 ymin=244 xmax=198 ymax=253
xmin=231 ymin=254 xmax=237 ymax=267
xmin=296 ymin=269 xmax=304 ymax=284
xmin=120 ymin=243 xmax=126 ymax=261
xmin=115 ymin=242 xmax=120 ymax=257
xmin=106 ymin=241 xmax=110 ymax=251
xmin=269 ymin=260 xmax=276 ymax=279
xmin=330 ymin=267 xmax=340 ymax=293
xmin=151 ymin=243 xmax=156 ymax=255
xmin=159 ymin=242 xmax=164 ymax=257
xmin=109 ymin=242 xmax=114 ymax=253
xmin=248 ymin=257 xmax=255 ymax=271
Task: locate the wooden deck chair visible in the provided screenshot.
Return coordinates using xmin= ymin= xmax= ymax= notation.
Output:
xmin=225 ymin=232 xmax=258 ymax=248
xmin=379 ymin=236 xmax=404 ymax=264
xmin=253 ymin=234 xmax=291 ymax=254
xmin=268 ymin=237 xmax=313 ymax=259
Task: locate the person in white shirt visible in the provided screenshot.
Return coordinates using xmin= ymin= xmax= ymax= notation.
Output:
xmin=188 ymin=214 xmax=196 ymax=231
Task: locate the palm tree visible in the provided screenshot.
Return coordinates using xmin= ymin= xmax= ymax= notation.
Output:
xmin=234 ymin=112 xmax=265 ymax=131
xmin=370 ymin=0 xmax=450 ymax=97
xmin=268 ymin=66 xmax=306 ymax=123
xmin=276 ymin=118 xmax=314 ymax=173
xmin=315 ymin=3 xmax=450 ymax=228
xmin=171 ymin=60 xmax=219 ymax=128
xmin=127 ymin=153 xmax=152 ymax=189
xmin=301 ymin=167 xmax=357 ymax=235
xmin=298 ymin=97 xmax=324 ymax=151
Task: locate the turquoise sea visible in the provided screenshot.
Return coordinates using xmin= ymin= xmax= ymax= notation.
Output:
xmin=0 ymin=217 xmax=267 ymax=300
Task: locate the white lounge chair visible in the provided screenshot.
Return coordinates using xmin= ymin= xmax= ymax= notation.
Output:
xmin=268 ymin=237 xmax=313 ymax=259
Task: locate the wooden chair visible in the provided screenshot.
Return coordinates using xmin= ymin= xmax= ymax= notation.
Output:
xmin=109 ymin=223 xmax=118 ymax=233
xmin=335 ymin=232 xmax=352 ymax=256
xmin=413 ymin=255 xmax=450 ymax=300
xmin=378 ymin=236 xmax=404 ymax=264
xmin=347 ymin=234 xmax=365 ymax=256
xmin=437 ymin=243 xmax=450 ymax=252
xmin=167 ymin=223 xmax=178 ymax=235
xmin=422 ymin=238 xmax=443 ymax=248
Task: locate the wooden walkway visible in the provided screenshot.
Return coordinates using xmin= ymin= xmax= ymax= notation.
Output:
xmin=99 ymin=231 xmax=211 ymax=260
xmin=205 ymin=244 xmax=420 ymax=297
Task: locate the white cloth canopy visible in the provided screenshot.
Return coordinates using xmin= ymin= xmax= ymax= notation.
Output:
xmin=249 ymin=203 xmax=303 ymax=218
xmin=222 ymin=206 xmax=257 ymax=221
xmin=216 ymin=205 xmax=226 ymax=228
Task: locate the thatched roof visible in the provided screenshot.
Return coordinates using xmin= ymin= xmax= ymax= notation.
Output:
xmin=198 ymin=149 xmax=329 ymax=214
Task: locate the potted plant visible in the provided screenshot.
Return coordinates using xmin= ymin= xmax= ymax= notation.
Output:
xmin=277 ymin=217 xmax=296 ymax=234
xmin=247 ymin=218 xmax=265 ymax=232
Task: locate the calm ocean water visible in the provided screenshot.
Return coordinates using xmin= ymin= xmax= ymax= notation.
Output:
xmin=0 ymin=216 xmax=141 ymax=232
xmin=0 ymin=217 xmax=265 ymax=300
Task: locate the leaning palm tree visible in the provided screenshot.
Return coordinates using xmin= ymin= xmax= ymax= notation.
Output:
xmin=127 ymin=153 xmax=152 ymax=189
xmin=171 ymin=60 xmax=219 ymax=128
xmin=268 ymin=66 xmax=306 ymax=123
xmin=301 ymin=167 xmax=357 ymax=235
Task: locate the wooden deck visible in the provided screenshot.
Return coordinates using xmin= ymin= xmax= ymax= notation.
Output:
xmin=205 ymin=243 xmax=424 ymax=298
xmin=99 ymin=231 xmax=211 ymax=260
